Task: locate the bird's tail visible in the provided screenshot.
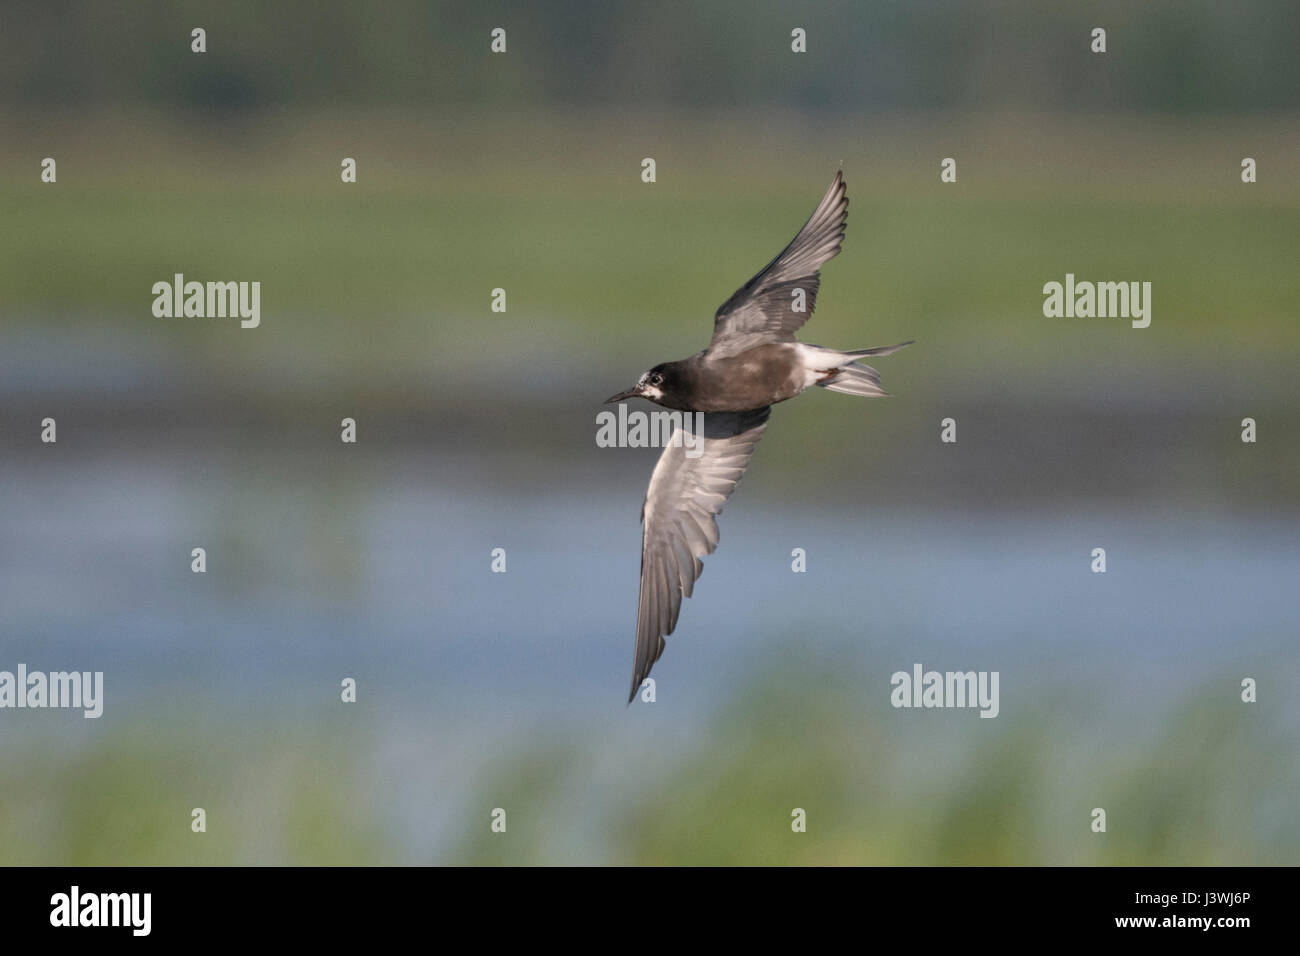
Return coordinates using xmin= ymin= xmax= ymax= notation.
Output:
xmin=819 ymin=362 xmax=890 ymax=397
xmin=839 ymin=340 xmax=914 ymax=359
xmin=813 ymin=340 xmax=913 ymax=398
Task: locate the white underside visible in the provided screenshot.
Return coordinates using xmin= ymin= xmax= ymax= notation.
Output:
xmin=793 ymin=343 xmax=852 ymax=387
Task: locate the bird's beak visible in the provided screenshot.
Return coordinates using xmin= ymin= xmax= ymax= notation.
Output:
xmin=604 ymin=386 xmax=640 ymax=404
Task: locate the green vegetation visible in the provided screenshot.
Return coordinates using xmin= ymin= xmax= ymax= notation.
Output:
xmin=3 ymin=662 xmax=1293 ymax=865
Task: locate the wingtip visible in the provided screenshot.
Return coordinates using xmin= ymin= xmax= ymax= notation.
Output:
xmin=832 ymin=168 xmax=848 ymax=211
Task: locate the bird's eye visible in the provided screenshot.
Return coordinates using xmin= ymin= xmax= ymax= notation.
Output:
xmin=650 ymin=373 xmax=663 ymax=386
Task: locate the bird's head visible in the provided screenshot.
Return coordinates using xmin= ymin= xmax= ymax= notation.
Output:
xmin=604 ymin=363 xmax=671 ymax=405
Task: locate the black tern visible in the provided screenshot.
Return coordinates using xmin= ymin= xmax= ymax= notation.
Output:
xmin=605 ymin=171 xmax=912 ymax=702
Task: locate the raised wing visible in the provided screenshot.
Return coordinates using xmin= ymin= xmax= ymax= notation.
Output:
xmin=628 ymin=407 xmax=772 ymax=702
xmin=708 ymin=171 xmax=848 ymax=359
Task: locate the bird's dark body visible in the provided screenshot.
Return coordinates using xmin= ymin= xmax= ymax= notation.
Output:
xmin=605 ymin=171 xmax=912 ymax=701
xmin=652 ymin=345 xmax=807 ymax=413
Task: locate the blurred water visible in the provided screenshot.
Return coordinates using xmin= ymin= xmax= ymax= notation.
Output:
xmin=6 ymin=447 xmax=1297 ymax=700
xmin=2 ymin=424 xmax=1296 ymax=863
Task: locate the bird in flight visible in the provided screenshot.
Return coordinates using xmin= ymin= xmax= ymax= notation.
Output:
xmin=604 ymin=171 xmax=912 ymax=703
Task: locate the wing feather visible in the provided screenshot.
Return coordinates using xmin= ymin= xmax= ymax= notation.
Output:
xmin=627 ymin=408 xmax=771 ymax=702
xmin=708 ymin=172 xmax=848 ymax=359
